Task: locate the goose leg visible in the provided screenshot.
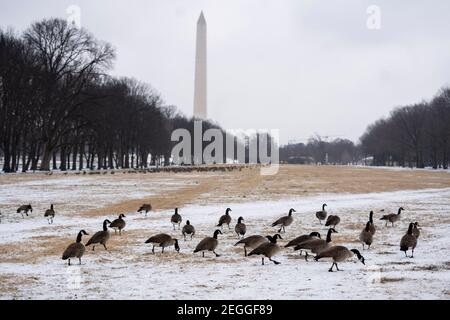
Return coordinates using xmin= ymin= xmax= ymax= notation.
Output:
xmin=362 ymin=243 xmax=365 ymax=250
xmin=404 ymin=250 xmax=407 ymax=257
xmin=336 ymin=263 xmax=341 ymax=271
xmin=103 ymin=244 xmax=108 ymax=250
xmin=262 ymin=258 xmax=264 ymax=265
xmin=269 ymin=258 xmax=280 ymax=265
xmin=79 ymin=258 xmax=82 ymax=265
xmin=410 ymin=249 xmax=414 ymax=258
xmin=68 ymin=259 xmax=71 ymax=266
xmin=183 ymin=234 xmax=186 ymax=241
xmin=213 ymin=251 xmax=221 ymax=257
xmin=278 ymin=227 xmax=282 ymax=233
xmin=244 ymin=247 xmax=247 ymax=257
xmin=92 ymin=246 xmax=95 ymax=251
xmin=152 ymin=246 xmax=155 ymax=254
xmin=305 ymin=252 xmax=309 ymax=261
xmin=328 ymin=263 xmax=335 ymax=272
xmin=202 ymin=252 xmax=205 ymax=258
xmin=162 ymin=247 xmax=165 ymax=254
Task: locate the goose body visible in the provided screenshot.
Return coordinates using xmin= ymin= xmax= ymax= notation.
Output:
xmin=194 ymin=230 xmax=222 ymax=257
xmin=271 ymin=208 xmax=296 ymax=233
xmin=315 ymin=246 xmax=365 ymax=272
xmin=44 ymin=204 xmax=55 ymax=224
xmin=217 ymin=208 xmax=232 ymax=229
xmin=325 ymin=215 xmax=340 ymax=228
xmin=380 ymin=207 xmax=404 ymax=226
xmin=400 ymin=223 xmax=417 ymax=258
xmin=294 ymin=228 xmax=337 ymax=260
xmin=171 ymin=208 xmax=182 ymax=230
xmin=86 ymin=219 xmax=111 ymax=251
xmin=234 ymin=216 xmax=247 ymax=239
xmin=17 ymin=204 xmax=32 ymax=218
xmin=234 ymin=235 xmax=269 ymax=256
xmin=182 ymin=220 xmax=195 ymax=240
xmin=285 ymin=232 xmax=321 ymax=248
xmin=145 ymin=233 xmax=180 ymax=254
xmin=315 ymin=203 xmax=327 ymax=224
xmin=62 ymin=230 xmax=89 ymax=265
xmin=248 ymin=234 xmax=283 ymax=265
xmin=109 ymin=214 xmax=126 ymax=235
xmin=138 ymin=204 xmax=152 ymax=216
xmin=359 ymin=221 xmax=373 ymax=250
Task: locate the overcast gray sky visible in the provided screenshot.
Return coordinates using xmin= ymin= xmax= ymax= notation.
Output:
xmin=1 ymin=0 xmax=450 ymax=144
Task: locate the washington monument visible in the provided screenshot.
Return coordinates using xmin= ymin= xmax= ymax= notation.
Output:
xmin=193 ymin=11 xmax=207 ymax=119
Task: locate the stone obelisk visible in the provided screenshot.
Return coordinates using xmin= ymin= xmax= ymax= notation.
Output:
xmin=193 ymin=11 xmax=207 ymax=119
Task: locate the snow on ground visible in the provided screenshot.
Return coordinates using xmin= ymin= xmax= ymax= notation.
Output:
xmin=0 ymin=180 xmax=449 ymax=299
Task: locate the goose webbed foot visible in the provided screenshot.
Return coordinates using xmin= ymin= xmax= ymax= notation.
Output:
xmin=270 ymin=258 xmax=280 ymax=265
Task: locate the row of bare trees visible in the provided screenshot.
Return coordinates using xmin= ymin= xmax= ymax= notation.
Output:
xmin=360 ymin=88 xmax=450 ymax=169
xmin=0 ymin=18 xmax=226 ymax=172
xmin=280 ymin=136 xmax=359 ymax=165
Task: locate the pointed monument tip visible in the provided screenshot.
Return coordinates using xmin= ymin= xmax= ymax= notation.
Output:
xmin=198 ymin=11 xmax=206 ymax=23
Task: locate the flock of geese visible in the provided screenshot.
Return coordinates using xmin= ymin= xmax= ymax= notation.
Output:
xmin=7 ymin=202 xmax=420 ymax=272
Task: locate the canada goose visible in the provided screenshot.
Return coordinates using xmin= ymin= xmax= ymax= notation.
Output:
xmin=217 ymin=208 xmax=232 ymax=229
xmin=271 ymin=208 xmax=296 ymax=233
xmin=234 ymin=235 xmax=269 ymax=257
xmin=86 ymin=219 xmax=111 ymax=251
xmin=294 ymin=228 xmax=338 ymax=261
xmin=182 ymin=220 xmax=195 ymax=241
xmin=368 ymin=210 xmax=376 ymax=235
xmin=315 ymin=246 xmax=365 ymax=272
xmin=138 ymin=203 xmax=152 ymax=216
xmin=325 ymin=215 xmax=341 ymax=228
xmin=17 ymin=204 xmax=32 ymax=218
xmin=248 ymin=234 xmax=283 ymax=265
xmin=380 ymin=207 xmax=404 ymax=227
xmin=316 ymin=204 xmax=327 ymax=224
xmin=109 ymin=214 xmax=126 ymax=235
xmin=285 ymin=232 xmax=321 ymax=255
xmin=145 ymin=233 xmax=180 ymax=254
xmin=359 ymin=221 xmax=373 ymax=250
xmin=171 ymin=208 xmax=182 ymax=230
xmin=194 ymin=229 xmax=222 ymax=257
xmin=44 ymin=204 xmax=55 ymax=224
xmin=62 ymin=230 xmax=89 ymax=266
xmin=234 ymin=216 xmax=247 ymax=239
xmin=412 ymin=222 xmax=421 ymax=239
xmin=400 ymin=222 xmax=417 ymax=258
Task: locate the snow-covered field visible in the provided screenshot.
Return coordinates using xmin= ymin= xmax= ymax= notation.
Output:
xmin=0 ymin=173 xmax=449 ymax=300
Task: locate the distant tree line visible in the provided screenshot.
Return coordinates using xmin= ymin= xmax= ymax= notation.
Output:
xmin=280 ymin=136 xmax=359 ymax=165
xmin=0 ymin=18 xmax=231 ymax=172
xmin=360 ymin=88 xmax=450 ymax=169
